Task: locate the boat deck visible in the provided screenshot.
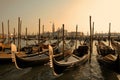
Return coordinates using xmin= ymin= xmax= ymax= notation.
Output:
xmin=58 ymin=55 xmax=79 ymax=64
xmin=0 ymin=53 xmax=11 ymax=58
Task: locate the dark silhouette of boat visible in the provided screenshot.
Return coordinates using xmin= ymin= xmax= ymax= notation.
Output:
xmin=96 ymin=41 xmax=118 ymax=72
xmin=48 ymin=43 xmax=89 ymax=75
xmin=11 ymin=43 xmax=63 ymax=69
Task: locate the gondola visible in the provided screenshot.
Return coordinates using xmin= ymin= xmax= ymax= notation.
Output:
xmin=0 ymin=39 xmax=59 ymax=65
xmin=111 ymin=40 xmax=120 ymax=73
xmin=11 ymin=43 xmax=63 ymax=69
xmin=96 ymin=41 xmax=118 ymax=72
xmin=49 ymin=43 xmax=89 ymax=75
xmin=0 ymin=44 xmax=48 ymax=64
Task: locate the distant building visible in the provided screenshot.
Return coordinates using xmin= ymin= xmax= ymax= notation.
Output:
xmin=53 ymin=27 xmax=67 ymax=38
xmin=42 ymin=28 xmax=85 ymax=39
xmin=68 ymin=32 xmax=84 ymax=37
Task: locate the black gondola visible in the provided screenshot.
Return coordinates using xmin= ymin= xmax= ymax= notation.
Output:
xmin=11 ymin=43 xmax=62 ymax=69
xmin=96 ymin=41 xmax=118 ymax=72
xmin=49 ymin=44 xmax=89 ymax=75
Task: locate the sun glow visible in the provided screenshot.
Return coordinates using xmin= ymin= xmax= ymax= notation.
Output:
xmin=0 ymin=0 xmax=120 ymax=34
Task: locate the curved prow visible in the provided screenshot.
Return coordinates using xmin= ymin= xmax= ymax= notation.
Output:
xmin=48 ymin=45 xmax=58 ymax=76
xmin=11 ymin=43 xmax=21 ymax=69
xmin=49 ymin=45 xmax=53 ymax=68
xmin=11 ymin=43 xmax=17 ymax=62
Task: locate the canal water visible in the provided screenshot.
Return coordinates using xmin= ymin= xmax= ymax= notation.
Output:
xmin=0 ymin=40 xmax=120 ymax=80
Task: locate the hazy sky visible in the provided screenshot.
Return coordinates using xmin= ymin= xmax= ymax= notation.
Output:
xmin=0 ymin=0 xmax=120 ymax=34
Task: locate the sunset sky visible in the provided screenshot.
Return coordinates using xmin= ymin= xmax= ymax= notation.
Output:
xmin=0 ymin=0 xmax=120 ymax=35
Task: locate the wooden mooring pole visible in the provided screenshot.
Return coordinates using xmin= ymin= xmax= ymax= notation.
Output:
xmin=38 ymin=19 xmax=41 ymax=44
xmin=89 ymin=16 xmax=93 ymax=64
xmin=8 ymin=20 xmax=10 ymax=43
xmin=62 ymin=24 xmax=65 ymax=60
xmin=13 ymin=28 xmax=15 ymax=44
xmin=2 ymin=22 xmax=4 ymax=39
xmin=18 ymin=17 xmax=21 ymax=52
xmin=26 ymin=27 xmax=28 ymax=46
xmin=75 ymin=25 xmax=78 ymax=50
xmin=108 ymin=23 xmax=111 ymax=46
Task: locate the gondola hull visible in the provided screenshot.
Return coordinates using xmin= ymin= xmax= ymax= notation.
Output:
xmin=52 ymin=54 xmax=89 ymax=75
xmin=14 ymin=53 xmax=49 ymax=68
xmin=96 ymin=41 xmax=118 ymax=73
xmin=13 ymin=51 xmax=63 ymax=69
xmin=97 ymin=55 xmax=117 ymax=71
